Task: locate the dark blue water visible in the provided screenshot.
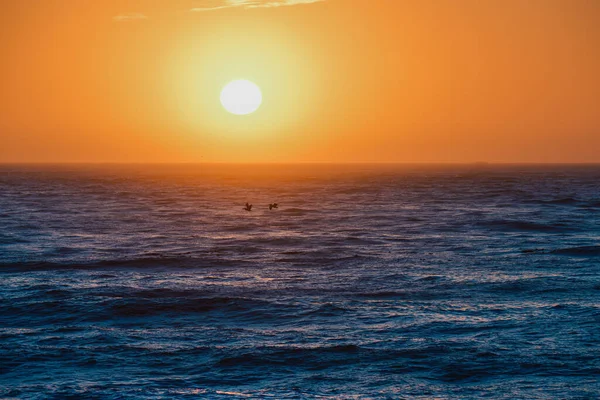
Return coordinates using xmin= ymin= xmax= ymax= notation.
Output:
xmin=1 ymin=164 xmax=599 ymax=399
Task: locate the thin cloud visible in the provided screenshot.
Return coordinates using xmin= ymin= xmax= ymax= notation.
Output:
xmin=113 ymin=13 xmax=149 ymax=22
xmin=191 ymin=0 xmax=324 ymax=12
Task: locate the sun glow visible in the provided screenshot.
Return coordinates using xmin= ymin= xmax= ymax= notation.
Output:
xmin=220 ymin=80 xmax=263 ymax=115
xmin=166 ymin=27 xmax=322 ymax=154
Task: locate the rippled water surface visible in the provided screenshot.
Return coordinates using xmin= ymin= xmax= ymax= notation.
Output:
xmin=1 ymin=164 xmax=599 ymax=399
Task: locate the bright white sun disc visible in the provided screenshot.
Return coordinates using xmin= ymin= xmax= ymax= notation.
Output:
xmin=220 ymin=80 xmax=262 ymax=115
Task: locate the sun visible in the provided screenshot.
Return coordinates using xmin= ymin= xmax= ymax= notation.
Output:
xmin=220 ymin=80 xmax=262 ymax=115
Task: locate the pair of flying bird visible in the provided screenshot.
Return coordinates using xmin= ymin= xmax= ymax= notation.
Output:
xmin=244 ymin=203 xmax=278 ymax=212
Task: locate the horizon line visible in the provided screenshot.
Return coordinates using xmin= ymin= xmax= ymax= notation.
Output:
xmin=2 ymin=161 xmax=600 ymax=166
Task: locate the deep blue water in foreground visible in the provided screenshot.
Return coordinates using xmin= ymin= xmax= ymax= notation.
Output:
xmin=1 ymin=164 xmax=599 ymax=399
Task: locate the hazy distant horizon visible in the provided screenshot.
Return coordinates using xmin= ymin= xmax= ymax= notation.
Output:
xmin=2 ymin=161 xmax=600 ymax=166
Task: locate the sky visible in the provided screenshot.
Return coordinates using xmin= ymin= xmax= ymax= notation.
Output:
xmin=1 ymin=0 xmax=599 ymax=163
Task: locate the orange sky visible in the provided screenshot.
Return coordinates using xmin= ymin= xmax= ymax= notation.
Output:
xmin=1 ymin=0 xmax=599 ymax=163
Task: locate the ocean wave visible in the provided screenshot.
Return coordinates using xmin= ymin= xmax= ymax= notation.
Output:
xmin=0 ymin=257 xmax=248 ymax=271
xmin=214 ymin=344 xmax=460 ymax=371
xmin=355 ymin=290 xmax=441 ymax=300
xmin=302 ymin=303 xmax=348 ymax=317
xmin=0 ymin=234 xmax=29 ymax=245
xmin=536 ymin=197 xmax=581 ymax=205
xmin=551 ymin=246 xmax=600 ymax=257
xmin=108 ymin=297 xmax=294 ymax=319
xmin=480 ymin=219 xmax=572 ymax=232
xmin=250 ymin=237 xmax=304 ymax=246
xmin=280 ymin=207 xmax=315 ymax=215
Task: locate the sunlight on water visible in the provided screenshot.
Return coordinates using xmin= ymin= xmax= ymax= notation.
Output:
xmin=1 ymin=164 xmax=599 ymax=398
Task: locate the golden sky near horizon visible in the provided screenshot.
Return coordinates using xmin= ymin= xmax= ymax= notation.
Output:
xmin=1 ymin=0 xmax=599 ymax=163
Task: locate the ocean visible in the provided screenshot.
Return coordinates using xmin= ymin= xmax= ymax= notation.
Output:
xmin=1 ymin=164 xmax=599 ymax=399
